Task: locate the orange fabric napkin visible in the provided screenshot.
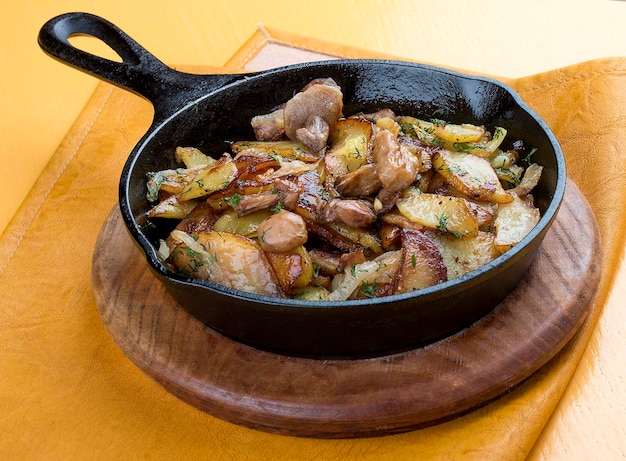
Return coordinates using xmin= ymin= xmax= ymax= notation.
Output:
xmin=1 ymin=28 xmax=625 ymax=460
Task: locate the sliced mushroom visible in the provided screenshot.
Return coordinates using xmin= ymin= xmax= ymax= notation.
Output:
xmin=373 ymin=129 xmax=419 ymax=192
xmin=317 ymin=198 xmax=376 ymax=228
xmin=233 ymin=179 xmax=301 ymax=216
xmin=251 ymin=108 xmax=285 ymax=142
xmin=283 ymin=78 xmax=343 ymax=153
xmin=335 ymin=163 xmax=382 ymax=197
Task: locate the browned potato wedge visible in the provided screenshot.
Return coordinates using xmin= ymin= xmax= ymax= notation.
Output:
xmin=146 ymin=165 xmax=206 ymax=201
xmin=175 ymin=146 xmax=215 ymax=168
xmin=433 ymin=149 xmax=513 ymax=203
xmin=375 ymin=116 xmax=401 ymax=136
xmin=179 ymin=156 xmax=238 ymax=201
xmin=396 ymin=116 xmax=485 ymax=143
xmin=169 ymin=201 xmax=221 ymax=237
xmin=396 ymin=188 xmax=479 ymax=237
xmin=397 ymin=229 xmax=447 ymax=293
xmin=494 ymin=194 xmax=541 ymax=253
xmin=327 ymin=250 xmax=402 ymax=301
xmin=379 ymin=224 xmax=402 ymax=251
xmin=267 ymin=245 xmax=314 ymax=292
xmin=325 ymin=118 xmax=374 ymax=183
xmin=147 ymin=195 xmax=200 ymax=219
xmin=328 ymin=222 xmax=383 ymax=255
xmin=212 ymin=208 xmax=273 ymax=238
xmin=428 ymin=230 xmax=497 ymax=279
xmin=168 ymin=230 xmax=284 ymax=297
xmin=230 ymin=140 xmax=319 ymax=163
xmin=309 ymin=248 xmax=342 ymax=275
xmin=380 ymin=209 xmax=424 ymax=231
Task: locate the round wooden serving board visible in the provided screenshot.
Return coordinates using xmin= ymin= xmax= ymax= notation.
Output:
xmin=92 ymin=181 xmax=601 ymax=438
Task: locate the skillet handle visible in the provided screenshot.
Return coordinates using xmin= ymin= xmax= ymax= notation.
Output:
xmin=38 ymin=12 xmax=245 ymax=121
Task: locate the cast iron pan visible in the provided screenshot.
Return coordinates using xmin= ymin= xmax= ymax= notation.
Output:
xmin=39 ymin=12 xmax=566 ymax=358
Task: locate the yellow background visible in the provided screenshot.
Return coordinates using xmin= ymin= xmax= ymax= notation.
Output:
xmin=2 ymin=1 xmax=626 ymax=459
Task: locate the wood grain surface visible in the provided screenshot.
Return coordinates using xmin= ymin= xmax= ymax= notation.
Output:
xmin=91 ymin=180 xmax=601 ymax=438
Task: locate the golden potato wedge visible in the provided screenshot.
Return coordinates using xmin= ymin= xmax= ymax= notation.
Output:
xmin=170 ymin=201 xmax=221 ymax=236
xmin=230 ymin=140 xmax=319 ymax=163
xmin=146 ymin=165 xmax=206 ymax=201
xmin=494 ymin=194 xmax=541 ymax=253
xmin=396 ymin=116 xmax=484 ymax=144
xmin=147 ymin=195 xmax=200 ymax=219
xmin=179 ymin=155 xmax=238 ymax=201
xmin=327 ymin=251 xmax=401 ymax=300
xmin=325 ymin=118 xmax=374 ymax=182
xmin=396 ymin=188 xmax=479 ymax=237
xmin=495 ymin=164 xmax=524 ymax=186
xmin=212 ymin=208 xmax=273 ymax=238
xmin=175 ymin=146 xmax=215 ymax=168
xmin=328 ymin=222 xmax=383 ymax=255
xmin=428 ymin=230 xmax=497 ymax=279
xmin=379 ymin=224 xmax=402 ymax=251
xmin=397 ymin=229 xmax=447 ymax=293
xmin=169 ymin=230 xmax=284 ymax=297
xmin=375 ymin=116 xmax=401 ymax=136
xmin=308 ymin=248 xmax=342 ymax=276
xmin=433 ymin=122 xmax=485 ymax=144
xmin=266 ymin=252 xmax=303 ymax=292
xmin=433 ymin=149 xmax=513 ymax=203
xmin=267 ymin=245 xmax=314 ymax=292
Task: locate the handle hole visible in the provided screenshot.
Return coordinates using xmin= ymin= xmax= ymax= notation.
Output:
xmin=68 ymin=34 xmax=123 ymax=63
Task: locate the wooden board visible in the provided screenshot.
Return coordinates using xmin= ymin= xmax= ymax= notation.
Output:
xmin=91 ymin=181 xmax=601 ymax=438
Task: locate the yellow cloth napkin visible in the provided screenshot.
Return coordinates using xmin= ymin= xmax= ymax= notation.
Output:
xmin=1 ymin=28 xmax=625 ymax=460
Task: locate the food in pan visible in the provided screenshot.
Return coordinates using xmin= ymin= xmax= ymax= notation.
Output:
xmin=145 ymin=78 xmax=543 ymax=301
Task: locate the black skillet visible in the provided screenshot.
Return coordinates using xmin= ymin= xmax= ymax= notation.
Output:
xmin=38 ymin=12 xmax=566 ymax=358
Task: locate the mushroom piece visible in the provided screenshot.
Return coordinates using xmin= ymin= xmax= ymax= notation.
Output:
xmin=233 ymin=179 xmax=301 ymax=216
xmin=335 ymin=163 xmax=383 ymax=198
xmin=373 ymin=128 xmax=419 ymax=192
xmin=251 ymin=108 xmax=285 ymax=142
xmin=283 ymin=78 xmax=344 ymax=153
xmin=317 ymin=198 xmax=376 ymax=228
xmin=257 ymin=210 xmax=308 ymax=253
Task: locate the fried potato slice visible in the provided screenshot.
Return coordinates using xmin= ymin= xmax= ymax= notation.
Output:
xmin=212 ymin=208 xmax=273 ymax=238
xmin=146 ymin=165 xmax=206 ymax=202
xmin=147 ymin=195 xmax=200 ymax=219
xmin=396 ymin=116 xmax=485 ymax=143
xmin=428 ymin=230 xmax=497 ymax=279
xmin=179 ymin=155 xmax=238 ymax=201
xmin=325 ymin=118 xmax=374 ymax=184
xmin=175 ymin=146 xmax=215 ymax=168
xmin=433 ymin=149 xmax=513 ymax=204
xmin=230 ymin=140 xmax=319 ymax=163
xmin=267 ymin=245 xmax=314 ymax=292
xmin=169 ymin=230 xmax=284 ymax=297
xmin=327 ymin=250 xmax=401 ymax=301
xmin=396 ymin=188 xmax=479 ymax=237
xmin=397 ymin=229 xmax=447 ymax=293
xmin=494 ymin=194 xmax=541 ymax=253
xmin=324 ymin=221 xmax=383 ymax=255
